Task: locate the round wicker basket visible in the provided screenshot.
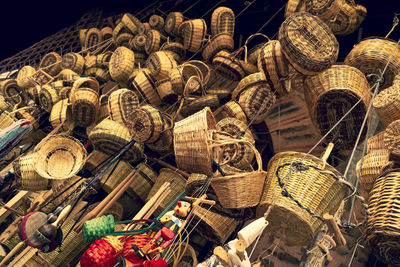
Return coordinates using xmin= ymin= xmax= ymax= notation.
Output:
xmin=61 ymin=52 xmax=85 ymax=75
xmin=49 ymin=99 xmax=73 ymax=131
xmin=101 ymin=26 xmax=113 ymax=40
xmin=71 ymin=88 xmax=99 ymax=127
xmin=212 ymin=50 xmax=246 ymax=81
xmin=285 ymin=0 xmax=306 ymax=18
xmin=214 ymin=100 xmax=248 ymax=124
xmin=373 ymin=85 xmax=400 ymax=126
xmin=84 ymin=27 xmax=103 ymax=52
xmin=130 ymin=33 xmax=146 ymax=52
xmin=165 ymin=12 xmax=185 ymax=36
xmin=325 ymin=1 xmax=367 ymax=36
xmin=70 ymin=77 xmax=100 ymax=102
xmin=367 ymin=131 xmax=385 ymax=154
xmin=122 ymin=13 xmax=142 ymax=35
xmin=232 ymin=72 xmax=267 ymax=100
xmin=146 ymin=51 xmax=178 ymax=80
xmin=149 ymin=14 xmax=164 ymax=31
xmin=1 ymin=79 xmax=24 ymax=106
xmin=39 ymin=52 xmax=62 ymax=76
xmin=98 ymin=94 xmax=110 ymax=122
xmin=14 ymin=153 xmax=49 ymax=191
xmin=179 ymin=19 xmax=207 ymax=53
xmin=39 ymin=83 xmax=60 ymax=113
xmin=202 ymin=33 xmax=234 ymax=63
xmin=304 ymin=0 xmax=341 ymax=21
xmin=108 ymin=89 xmax=139 ymax=125
xmin=169 ymin=63 xmax=203 ymax=95
xmin=180 ymin=94 xmax=220 ymax=118
xmin=16 ymin=65 xmax=36 ymax=89
xmin=116 ymin=33 xmax=133 ymax=48
xmin=109 ymin=46 xmax=135 ymax=83
xmin=145 ymin=29 xmax=165 ymax=55
xmin=357 ymin=149 xmax=389 ymax=192
xmin=384 ymin=119 xmax=400 ymax=155
xmin=155 ymin=78 xmax=178 ymax=104
xmin=131 ymin=68 xmax=162 ymax=106
xmin=160 ymin=42 xmax=186 ymax=63
xmin=211 ymin=6 xmax=235 ymax=37
xmin=146 ymin=128 xmax=174 ymax=153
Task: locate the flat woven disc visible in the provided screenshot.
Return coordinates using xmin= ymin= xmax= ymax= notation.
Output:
xmin=19 ymin=211 xmax=48 ymax=247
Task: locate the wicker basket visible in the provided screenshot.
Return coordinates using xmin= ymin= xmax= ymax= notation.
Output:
xmin=84 ymin=27 xmax=103 ymax=52
xmin=373 ymin=85 xmax=400 ymax=126
xmin=202 ymin=33 xmax=234 ymax=63
xmin=17 ymin=65 xmax=36 ymax=89
xmin=39 ymin=83 xmax=60 ymax=113
xmin=257 ymin=40 xmax=291 ymax=97
xmin=384 ymin=119 xmax=400 ymax=155
xmin=108 ymin=89 xmax=139 ymax=124
xmin=14 ymin=153 xmax=49 ymax=191
xmin=101 ymin=26 xmax=113 ymax=40
xmin=131 ymin=69 xmax=162 ymax=106
xmin=232 ymin=72 xmax=267 ymax=100
xmin=180 ymin=94 xmax=220 ymax=117
xmin=57 ymin=69 xmax=80 ymax=84
xmin=367 ymin=131 xmax=385 ymax=154
xmin=279 ymin=12 xmax=339 ymax=75
xmin=109 ymin=47 xmax=135 ymax=83
xmin=146 ymin=51 xmax=178 ymax=80
xmin=61 ymin=52 xmax=85 ymax=74
xmin=214 ymin=100 xmax=248 ymax=124
xmin=138 ymin=22 xmax=151 ymax=34
xmin=70 ymin=77 xmax=100 ymax=101
xmin=165 ymin=12 xmax=184 ymax=36
xmin=146 ymin=128 xmax=173 ymax=153
xmin=122 ymin=13 xmax=142 ymax=35
xmin=88 ymin=118 xmax=143 ymax=163
xmin=130 ymin=33 xmax=146 ymax=52
xmin=169 ymin=63 xmax=203 ymax=95
xmin=285 ymin=0 xmax=306 ymax=18
xmin=116 ymin=33 xmax=133 ymax=48
xmin=132 ymin=162 xmax=158 ymax=201
xmin=49 ymin=99 xmax=73 ymax=131
xmin=212 ymin=50 xmax=246 ymax=81
xmin=149 ymin=14 xmax=164 ymax=31
xmin=211 ymin=7 xmax=235 ymax=37
xmin=1 ymin=79 xmax=24 ymax=106
xmin=155 ymin=78 xmax=178 ymax=104
xmin=357 ymin=149 xmax=389 ymax=192
xmin=71 ymin=88 xmax=99 ymax=127
xmin=304 ymin=65 xmax=371 ymax=150
xmin=26 ymin=85 xmax=41 ymax=104
xmin=325 ymin=1 xmax=366 ymax=36
xmin=344 ymin=37 xmax=400 ymax=89
xmin=145 ymin=29 xmax=165 ymax=55
xmin=179 ymin=19 xmax=207 ymax=53
xmin=34 ymin=134 xmax=87 ymax=179
xmin=39 ymin=52 xmax=62 ymax=76
xmin=257 ymin=150 xmax=348 ymax=246
xmin=304 ymin=0 xmax=341 ymax=21
xmin=160 ymin=42 xmax=186 ymax=63
xmin=0 ymin=111 xmax=17 ymax=130
xmin=99 ymin=94 xmax=110 ymax=122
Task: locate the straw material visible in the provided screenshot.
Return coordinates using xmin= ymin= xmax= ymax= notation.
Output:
xmin=26 ymin=85 xmax=41 ymax=104
xmin=131 ymin=68 xmax=162 ymax=106
xmin=49 ymin=99 xmax=73 ymax=131
xmin=180 ymin=94 xmax=220 ymax=117
xmin=211 ymin=7 xmax=235 ymax=37
xmin=384 ymin=119 xmax=400 ymax=155
xmin=373 ymin=85 xmax=400 ymax=126
xmin=212 ymin=50 xmax=246 ymax=81
xmin=146 ymin=168 xmax=186 ymax=215
xmin=174 ymin=107 xmax=218 ymax=176
xmin=0 ymin=111 xmax=17 ymax=130
xmin=122 ymin=13 xmax=142 ymax=35
xmin=149 ymin=14 xmax=164 ymax=31
xmin=1 ymin=79 xmax=24 ymax=106
xmin=116 ymin=33 xmax=134 ymax=48
xmin=84 ymin=27 xmax=103 ymax=52
xmin=30 ymin=68 xmax=54 ymax=86
xmin=57 ymin=69 xmax=80 ymax=83
xmin=147 ymin=128 xmax=173 ymax=153
xmin=138 ymin=22 xmax=151 ymax=34
xmin=32 ymin=136 xmax=85 ymax=180
xmin=131 ymin=162 xmax=158 ymax=201
xmin=367 ymin=131 xmax=385 ymax=154
xmin=70 ymin=77 xmax=100 ymax=101
xmin=247 ymin=42 xmax=267 ymax=65
xmin=130 ymin=33 xmax=146 ymax=52
xmin=232 ymin=72 xmax=267 ymax=100
xmin=304 ymin=0 xmax=341 ymax=21
xmin=214 ymin=100 xmax=248 ymax=124
xmin=367 ymin=169 xmax=400 ymax=266
xmin=39 ymin=52 xmax=62 ymax=76
xmin=357 ymin=149 xmax=389 ymax=192
xmin=285 ymin=0 xmax=306 ymax=18
xmin=257 ymin=40 xmax=291 ymax=97
xmin=84 ymin=67 xmax=112 ymax=83
xmin=238 ymin=83 xmax=276 ymax=124
xmin=14 ymin=153 xmax=49 ymax=191
xmin=202 ymin=33 xmax=234 ymax=63
xmin=165 ymin=12 xmax=184 ymax=36
xmin=17 ymin=65 xmax=36 ymax=89
xmin=344 ymin=37 xmax=400 ymax=89
xmin=304 ymin=65 xmax=371 ymax=149
xmin=15 ymin=108 xmax=40 ymax=129
xmin=61 ymin=52 xmax=85 ymax=74
xmin=71 ymin=88 xmax=99 ymax=127
xmin=169 ymin=63 xmax=203 ymax=95
xmin=279 ymin=12 xmax=339 ymax=75
xmin=39 ymin=83 xmax=60 ymax=113
xmin=325 ymin=1 xmax=367 ymax=36
xmin=88 ymin=118 xmax=143 ymax=163
xmin=155 ymin=78 xmax=178 ymax=104
xmin=100 ymin=157 xmax=135 ymax=194
xmin=108 ymin=89 xmax=139 ymax=124
xmin=258 ymin=151 xmax=348 ymax=246
xmin=145 ymin=29 xmax=164 ymax=55
xmin=101 ymin=26 xmax=113 ymax=40
xmin=109 ymin=46 xmax=135 ymax=83
xmin=160 ymin=42 xmax=186 ymax=63
xmin=146 ymin=51 xmax=178 ymax=80
xmin=179 ymin=19 xmax=207 ymax=53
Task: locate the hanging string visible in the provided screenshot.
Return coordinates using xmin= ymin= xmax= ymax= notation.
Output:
xmin=255 ymin=4 xmax=286 ymax=34
xmin=385 ymin=13 xmax=399 ymax=39
xmin=236 ymin=0 xmax=257 ymax=18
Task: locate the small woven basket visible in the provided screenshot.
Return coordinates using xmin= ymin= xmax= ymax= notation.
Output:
xmin=232 ymin=72 xmax=266 ymax=100
xmin=325 ymin=1 xmax=366 ymax=36
xmin=149 ymin=14 xmax=164 ymax=31
xmin=108 ymin=88 xmax=139 ymax=124
xmin=70 ymin=77 xmax=100 ymax=101
xmin=279 ymin=12 xmax=339 ymax=75
xmin=39 ymin=83 xmax=60 ymax=113
xmin=146 ymin=128 xmax=174 ymax=153
xmin=357 ymin=149 xmax=389 ymax=192
xmin=211 ymin=6 xmax=235 ymax=37
xmin=155 ymin=78 xmax=178 ymax=104
xmin=109 ymin=46 xmax=135 ymax=83
xmin=17 ymin=65 xmax=36 ymax=89
xmin=49 ymin=99 xmax=73 ymax=131
xmin=344 ymin=37 xmax=400 ymax=89
xmin=71 ymin=88 xmax=99 ymax=127
xmin=84 ymin=27 xmax=103 ymax=51
xmin=99 ymin=94 xmax=110 ymax=121
xmin=61 ymin=52 xmax=85 ymax=74
xmin=131 ymin=69 xmax=162 ymax=106
xmin=39 ymin=52 xmax=62 ymax=76
xmin=285 ymin=0 xmax=306 ymax=18
xmin=373 ymin=85 xmax=400 ymax=126
xmin=130 ymin=33 xmax=146 ymax=53
xmin=214 ymin=100 xmax=248 ymax=124
xmin=1 ymin=79 xmax=24 ymax=106
xmin=122 ymin=13 xmax=142 ymax=35
xmin=116 ymin=33 xmax=133 ymax=48
xmin=202 ymin=33 xmax=234 ymax=63
xmin=179 ymin=19 xmax=207 ymax=53
xmin=304 ymin=0 xmax=342 ymax=21
xmin=165 ymin=12 xmax=184 ymax=36
xmin=160 ymin=42 xmax=186 ymax=63
xmin=101 ymin=26 xmax=113 ymax=40
xmin=146 ymin=51 xmax=178 ymax=80
xmin=367 ymin=131 xmax=385 ymax=154
xmin=212 ymin=50 xmax=246 ymax=81
xmin=169 ymin=63 xmax=203 ymax=95
xmin=145 ymin=29 xmax=165 ymax=55
xmin=14 ymin=153 xmax=49 ymax=191
xmin=34 ymin=134 xmax=87 ymax=179
xmin=384 ymin=119 xmax=400 ymax=155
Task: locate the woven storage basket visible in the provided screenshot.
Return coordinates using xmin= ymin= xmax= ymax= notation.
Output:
xmin=232 ymin=72 xmax=267 ymax=100
xmin=344 ymin=37 xmax=400 ymax=89
xmin=279 ymin=12 xmax=339 ymax=75
xmin=132 ymin=162 xmax=158 ymax=201
xmin=14 ymin=153 xmax=49 ymax=191
xmin=257 ymin=40 xmax=291 ymax=97
xmin=367 ymin=131 xmax=385 ymax=154
xmin=214 ymin=100 xmax=248 ymax=124
xmin=57 ymin=69 xmax=80 ymax=83
xmin=70 ymin=77 xmax=100 ymax=102
xmin=109 ymin=46 xmax=135 ymax=83
xmin=366 ymin=169 xmax=400 ymax=266
xmin=179 ymin=19 xmax=207 ymax=53
xmin=212 ymin=50 xmax=246 ymax=81
xmin=202 ymin=33 xmax=234 ymax=63
xmin=39 ymin=83 xmax=60 ymax=112
xmin=384 ymin=119 xmax=400 ymax=155
xmin=180 ymin=94 xmax=220 ymax=118
xmin=99 ymin=157 xmax=135 ymax=193
xmin=84 ymin=27 xmax=103 ymax=52
xmin=17 ymin=65 xmax=36 ymax=89
xmin=26 ymin=85 xmax=41 ymax=104
xmin=257 ymin=151 xmax=348 ymax=246
xmin=211 ymin=6 xmax=235 ymax=37
xmin=98 ymin=94 xmax=110 ymax=121
xmin=149 ymin=14 xmax=164 ymax=31
xmin=130 ymin=33 xmax=146 ymax=52
xmin=88 ymin=118 xmax=143 ymax=163
xmin=122 ymin=13 xmax=142 ymax=35
xmin=101 ymin=26 xmax=113 ymax=40
xmin=84 ymin=67 xmax=112 ymax=83
xmin=247 ymin=42 xmax=267 ymax=65
xmin=285 ymin=0 xmax=306 ymax=18
xmin=108 ymin=89 xmax=139 ymax=124
xmin=1 ymin=79 xmax=24 ymax=106
xmin=59 ymin=86 xmax=71 ymax=100
xmin=325 ymin=1 xmax=366 ymax=36
xmin=165 ymin=12 xmax=185 ymax=36
xmin=131 ymin=69 xmax=162 ymax=106
xmin=357 ymin=149 xmax=389 ymax=192
xmin=147 ymin=128 xmax=173 ymax=153
xmin=373 ymin=85 xmax=400 ymax=126
xmin=39 ymin=52 xmax=62 ymax=76
xmin=79 ymin=29 xmax=88 ymax=46
xmin=49 ymin=99 xmax=73 ymax=131
xmin=61 ymin=52 xmax=85 ymax=74
xmin=304 ymin=65 xmax=371 ymax=150
xmin=145 ymin=29 xmax=165 ymax=55
xmin=160 ymin=42 xmax=186 ymax=63
xmin=304 ymin=0 xmax=341 ymax=21
xmin=146 ymin=51 xmax=178 ymax=80
xmin=138 ymin=22 xmax=151 ymax=34
xmin=126 ymin=104 xmax=171 ymax=143
xmin=174 ymin=107 xmax=218 ymax=176
xmin=190 ymin=205 xmax=239 ymax=244
xmin=116 ymin=33 xmax=134 ymax=47
xmin=155 ymin=78 xmax=178 ymax=104
xmin=71 ymin=88 xmax=99 ymax=127
xmin=238 ymin=83 xmax=276 ymax=124
xmin=169 ymin=63 xmax=203 ymax=95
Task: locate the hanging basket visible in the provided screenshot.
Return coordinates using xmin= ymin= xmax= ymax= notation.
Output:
xmin=325 ymin=1 xmax=367 ymax=36
xmin=211 ymin=6 xmax=235 ymax=37
xmin=160 ymin=42 xmax=186 ymax=63
xmin=165 ymin=12 xmax=184 ymax=36
xmin=149 ymin=14 xmax=164 ymax=31
xmin=214 ymin=100 xmax=248 ymax=124
xmin=61 ymin=52 xmax=85 ymax=75
xmin=39 ymin=83 xmax=60 ymax=113
xmin=109 ymin=46 xmax=135 ymax=83
xmin=155 ymin=78 xmax=178 ymax=104
xmin=84 ymin=27 xmax=103 ymax=52
xmin=367 ymin=131 xmax=385 ymax=154
xmin=212 ymin=50 xmax=246 ymax=81
xmin=179 ymin=19 xmax=207 ymax=53
xmin=70 ymin=77 xmax=100 ymax=102
xmin=232 ymin=72 xmax=266 ymax=100
xmin=169 ymin=63 xmax=203 ymax=95
xmin=1 ymin=79 xmax=24 ymax=106
xmin=14 ymin=153 xmax=49 ymax=191
xmin=17 ymin=65 xmax=36 ymax=89
xmin=99 ymin=94 xmax=110 ymax=122
xmin=49 ymin=99 xmax=73 ymax=131
xmin=373 ymin=85 xmax=400 ymax=126
xmin=71 ymin=88 xmax=99 ymax=127
xmin=384 ymin=119 xmax=400 ymax=155
xmin=108 ymin=89 xmax=140 ymax=124
xmin=131 ymin=69 xmax=162 ymax=106
xmin=357 ymin=149 xmax=389 ymax=192
xmin=202 ymin=33 xmax=234 ymax=63
xmin=285 ymin=0 xmax=306 ymax=18
xmin=146 ymin=51 xmax=178 ymax=80
xmin=145 ymin=29 xmax=165 ymax=55
xmin=39 ymin=52 xmax=62 ymax=76
xmin=304 ymin=0 xmax=342 ymax=21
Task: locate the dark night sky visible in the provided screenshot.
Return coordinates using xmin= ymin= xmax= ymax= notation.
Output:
xmin=0 ymin=0 xmax=399 ymax=62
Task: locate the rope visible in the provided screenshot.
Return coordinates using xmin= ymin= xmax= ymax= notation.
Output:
xmin=385 ymin=13 xmax=400 ymax=39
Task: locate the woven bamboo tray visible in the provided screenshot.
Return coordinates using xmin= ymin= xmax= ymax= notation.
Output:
xmin=373 ymin=85 xmax=400 ymax=126
xmin=357 ymin=149 xmax=390 ymax=192
xmin=211 ymin=6 xmax=235 ymax=37
xmin=108 ymin=88 xmax=139 ymax=124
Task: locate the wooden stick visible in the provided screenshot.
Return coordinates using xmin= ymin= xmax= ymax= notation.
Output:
xmin=147 ymin=157 xmax=190 ymax=179
xmin=0 ymin=205 xmax=24 ymax=217
xmin=0 ymin=241 xmax=24 ymax=267
xmin=323 ymin=213 xmax=346 ymax=246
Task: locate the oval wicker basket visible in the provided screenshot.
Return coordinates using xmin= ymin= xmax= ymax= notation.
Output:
xmin=71 ymin=88 xmax=99 ymax=127
xmin=16 ymin=65 xmax=36 ymax=89
xmin=61 ymin=52 xmax=85 ymax=74
xmin=180 ymin=94 xmax=220 ymax=118
xmin=116 ymin=33 xmax=133 ymax=48
xmin=108 ymin=89 xmax=139 ymax=125
xmin=214 ymin=100 xmax=248 ymax=124
xmin=344 ymin=37 xmax=400 ymax=89
xmin=14 ymin=153 xmax=49 ymax=191
xmin=232 ymin=72 xmax=267 ymax=100
xmin=70 ymin=77 xmax=100 ymax=101
xmin=49 ymin=99 xmax=73 ymax=131
xmin=304 ymin=0 xmax=341 ymax=21
xmin=367 ymin=131 xmax=385 ymax=154
xmin=98 ymin=94 xmax=110 ymax=122
xmin=39 ymin=52 xmax=62 ymax=76
xmin=145 ymin=29 xmax=165 ymax=55
xmin=131 ymin=69 xmax=162 ymax=106
xmin=1 ymin=79 xmax=24 ymax=106
xmin=202 ymin=33 xmax=234 ymax=63
xmin=149 ymin=14 xmax=164 ymax=31
xmin=384 ymin=119 xmax=400 ymax=155
xmin=169 ymin=63 xmax=203 ymax=95
xmin=122 ymin=13 xmax=142 ymax=35
xmin=165 ymin=12 xmax=184 ymax=36
xmin=39 ymin=84 xmax=60 ymax=113
xmin=325 ymin=1 xmax=366 ymax=36
xmin=155 ymin=78 xmax=178 ymax=104
xmin=109 ymin=46 xmax=135 ymax=83
xmin=373 ymin=85 xmax=400 ymax=126
xmin=357 ymin=149 xmax=389 ymax=192
xmin=212 ymin=50 xmax=246 ymax=81
xmin=304 ymin=65 xmax=371 ymax=150
xmin=84 ymin=27 xmax=103 ymax=52
xmin=211 ymin=6 xmax=235 ymax=37
xmin=179 ymin=19 xmax=207 ymax=53
xmin=257 ymin=151 xmax=349 ymax=246
xmin=285 ymin=0 xmax=306 ymax=18
xmin=146 ymin=51 xmax=178 ymax=80
xmin=279 ymin=12 xmax=339 ymax=75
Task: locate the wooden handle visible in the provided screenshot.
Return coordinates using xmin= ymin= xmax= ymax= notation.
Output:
xmin=323 ymin=213 xmax=346 ymax=246
xmin=320 ymin=143 xmax=334 ymax=169
xmin=52 ymin=205 xmax=72 ymax=227
xmin=0 ymin=241 xmax=24 ymax=266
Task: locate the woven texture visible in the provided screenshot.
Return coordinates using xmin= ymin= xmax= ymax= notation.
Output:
xmin=16 ymin=65 xmax=36 ymax=89
xmin=109 ymin=47 xmax=135 ymax=83
xmin=39 ymin=84 xmax=60 ymax=113
xmin=212 ymin=50 xmax=246 ymax=81
xmin=49 ymin=99 xmax=73 ymax=131
xmin=108 ymin=88 xmax=139 ymax=124
xmin=83 ymin=215 xmax=115 ymax=242
xmin=61 ymin=52 xmax=85 ymax=74
xmin=211 ymin=7 xmax=235 ymax=37
xmin=373 ymin=85 xmax=400 ymax=126
xmin=80 ymin=236 xmax=123 ymax=267
xmin=71 ymin=88 xmax=99 ymax=127
xmin=384 ymin=119 xmax=400 ymax=155
xmin=180 ymin=94 xmax=220 ymax=117
xmin=145 ymin=29 xmax=164 ymax=55
xmin=367 ymin=131 xmax=385 ymax=154
xmin=285 ymin=0 xmax=306 ymax=18
xmin=214 ymin=100 xmax=248 ymax=124
xmin=304 ymin=0 xmax=341 ymax=21
xmin=202 ymin=33 xmax=234 ymax=63
xmin=131 ymin=69 xmax=162 ymax=106
xmin=147 ymin=128 xmax=173 ymax=153
xmin=179 ymin=19 xmax=207 ymax=53
xmin=165 ymin=12 xmax=184 ymax=36
xmin=146 ymin=51 xmax=178 ymax=80
xmin=155 ymin=78 xmax=177 ymax=104
xmin=15 ymin=153 xmax=49 ymax=191
xmin=39 ymin=52 xmax=62 ymax=76
xmin=325 ymin=1 xmax=367 ymax=36
xmin=357 ymin=149 xmax=389 ymax=192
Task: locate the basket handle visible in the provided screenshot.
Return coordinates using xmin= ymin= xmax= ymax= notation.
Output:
xmin=320 ymin=143 xmax=334 ymax=170
xmin=161 ymin=112 xmax=174 ymax=131
xmin=180 ymin=63 xmax=204 ymax=85
xmin=243 ymin=33 xmax=270 ymax=63
xmin=211 ymin=131 xmax=240 ymax=167
xmin=186 ymin=60 xmax=211 ymax=86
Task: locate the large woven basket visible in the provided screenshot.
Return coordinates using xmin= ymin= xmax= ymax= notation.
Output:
xmin=174 ymin=107 xmax=218 ymax=176
xmin=39 ymin=83 xmax=60 ymax=113
xmin=367 ymin=169 xmax=400 ymax=266
xmin=384 ymin=119 xmax=400 ymax=155
xmin=214 ymin=100 xmax=248 ymax=124
xmin=88 ymin=118 xmax=143 ymax=163
xmin=146 ymin=51 xmax=178 ymax=80
xmin=202 ymin=33 xmax=234 ymax=63
xmin=344 ymin=37 xmax=400 ymax=89
xmin=108 ymin=89 xmax=139 ymax=124
xmin=14 ymin=153 xmax=49 ymax=191
xmin=279 ymin=12 xmax=339 ymax=75
xmin=257 ymin=151 xmax=348 ymax=246
xmin=373 ymin=85 xmax=400 ymax=126
xmin=304 ymin=0 xmax=341 ymax=21
xmin=109 ymin=46 xmax=135 ymax=83
xmin=211 ymin=7 xmax=235 ymax=37
xmin=367 ymin=131 xmax=385 ymax=154
xmin=131 ymin=69 xmax=162 ymax=106
xmin=357 ymin=149 xmax=389 ymax=192
xmin=71 ymin=88 xmax=99 ymax=127
xmin=179 ymin=19 xmax=207 ymax=53
xmin=212 ymin=50 xmax=246 ymax=81
xmin=61 ymin=52 xmax=85 ymax=75
xmin=325 ymin=1 xmax=367 ymax=36
xmin=304 ymin=65 xmax=371 ymax=150
xmin=17 ymin=65 xmax=36 ymax=89
xmin=169 ymin=63 xmax=203 ymax=95
xmin=39 ymin=52 xmax=62 ymax=76
xmin=49 ymin=99 xmax=73 ymax=131
xmin=165 ymin=12 xmax=184 ymax=36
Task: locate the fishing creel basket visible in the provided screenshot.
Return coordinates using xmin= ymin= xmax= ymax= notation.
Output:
xmin=278 ymin=12 xmax=339 ymax=75
xmin=214 ymin=100 xmax=248 ymax=124
xmin=61 ymin=52 xmax=85 ymax=75
xmin=14 ymin=153 xmax=49 ymax=191
xmin=212 ymin=50 xmax=246 ymax=81
xmin=202 ymin=33 xmax=234 ymax=63
xmin=384 ymin=119 xmax=400 ymax=155
xmin=367 ymin=168 xmax=400 ymax=266
xmin=344 ymin=37 xmax=400 ymax=89
xmin=71 ymin=88 xmax=99 ymax=127
xmin=131 ymin=68 xmax=162 ymax=106
xmin=165 ymin=12 xmax=184 ymax=36
xmin=108 ymin=89 xmax=139 ymax=124
xmin=109 ymin=46 xmax=135 ymax=83
xmin=211 ymin=6 xmax=235 ymax=37
xmin=373 ymin=85 xmax=400 ymax=126
xmin=367 ymin=131 xmax=385 ymax=154
xmin=304 ymin=65 xmax=371 ymax=150
xmin=88 ymin=118 xmax=143 ymax=163
xmin=146 ymin=51 xmax=178 ymax=80
xmin=39 ymin=52 xmax=62 ymax=76
xmin=356 ymin=149 xmax=389 ymax=192
xmin=16 ymin=65 xmax=36 ymax=89
xmin=34 ymin=134 xmax=87 ymax=179
xmin=257 ymin=150 xmax=349 ymax=246
xmin=178 ymin=19 xmax=207 ymax=53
